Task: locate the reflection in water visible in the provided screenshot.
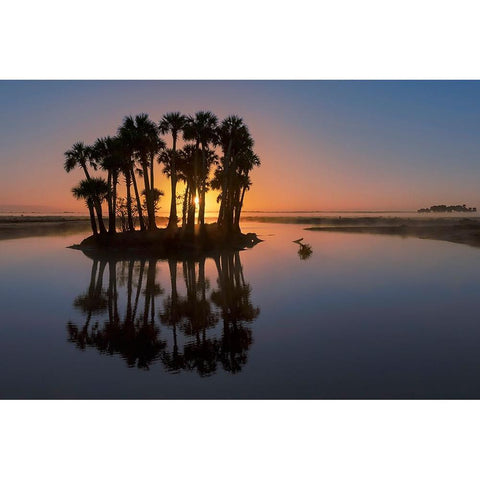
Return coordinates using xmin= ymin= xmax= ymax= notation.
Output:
xmin=293 ymin=238 xmax=313 ymax=260
xmin=67 ymin=252 xmax=259 ymax=375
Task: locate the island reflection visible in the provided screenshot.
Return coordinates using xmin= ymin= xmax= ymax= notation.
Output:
xmin=67 ymin=251 xmax=260 ymax=375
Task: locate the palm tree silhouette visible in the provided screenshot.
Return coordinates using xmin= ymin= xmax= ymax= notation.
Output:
xmin=183 ymin=111 xmax=219 ymax=227
xmin=118 ymin=114 xmax=161 ymax=230
xmin=72 ymin=178 xmax=108 ymax=235
xmin=177 ymin=144 xmax=201 ymax=232
xmin=159 ymin=112 xmax=188 ymax=229
xmin=66 ymin=110 xmax=260 ymax=239
xmin=92 ymin=136 xmax=125 ymax=234
xmin=215 ymin=116 xmax=257 ymax=232
xmin=64 ymin=141 xmax=96 ymax=180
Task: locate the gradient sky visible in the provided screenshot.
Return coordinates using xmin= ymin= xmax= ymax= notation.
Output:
xmin=1 ymin=80 xmax=480 ymax=212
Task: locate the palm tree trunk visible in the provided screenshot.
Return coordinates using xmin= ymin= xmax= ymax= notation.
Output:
xmin=150 ymin=155 xmax=155 ymax=193
xmin=131 ymin=167 xmax=145 ymax=231
xmin=199 ymin=190 xmax=206 ymax=226
xmin=81 ymin=163 xmax=91 ymax=181
xmin=218 ymin=141 xmax=232 ymax=226
xmin=182 ymin=184 xmax=189 ymax=228
xmin=87 ymin=202 xmax=98 ymax=236
xmin=186 ymin=182 xmax=196 ymax=233
xmin=113 ymin=172 xmax=118 ymax=232
xmin=81 ymin=162 xmax=106 ymax=233
xmin=168 ymin=170 xmax=178 ymax=229
xmin=167 ymin=135 xmax=178 ymax=229
xmin=141 ymin=160 xmax=156 ymax=230
xmin=198 ymin=147 xmax=207 ymax=226
xmin=94 ymin=199 xmax=107 ymax=234
xmin=234 ymin=185 xmax=247 ymax=231
xmin=125 ymin=170 xmax=134 ymax=231
xmin=107 ymin=171 xmax=115 ymax=233
xmin=108 ymin=171 xmax=118 ymax=234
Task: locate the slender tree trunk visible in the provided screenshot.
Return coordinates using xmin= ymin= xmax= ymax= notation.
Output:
xmin=107 ymin=171 xmax=114 ymax=233
xmin=198 ymin=147 xmax=207 ymax=226
xmin=218 ymin=141 xmax=232 ymax=226
xmin=113 ymin=171 xmax=118 ymax=233
xmin=234 ymin=185 xmax=247 ymax=231
xmin=125 ymin=170 xmax=134 ymax=231
xmin=150 ymin=154 xmax=155 ymax=195
xmin=141 ymin=160 xmax=156 ymax=230
xmin=108 ymin=171 xmax=117 ymax=234
xmin=81 ymin=163 xmax=91 ymax=181
xmin=82 ymin=162 xmax=106 ymax=233
xmin=131 ymin=166 xmax=145 ymax=231
xmin=94 ymin=199 xmax=107 ymax=234
xmin=186 ymin=182 xmax=196 ymax=233
xmin=182 ymin=184 xmax=189 ymax=228
xmin=167 ymin=135 xmax=178 ymax=229
xmin=87 ymin=202 xmax=98 ymax=236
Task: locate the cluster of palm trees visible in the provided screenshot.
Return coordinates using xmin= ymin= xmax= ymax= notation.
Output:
xmin=65 ymin=111 xmax=260 ymax=237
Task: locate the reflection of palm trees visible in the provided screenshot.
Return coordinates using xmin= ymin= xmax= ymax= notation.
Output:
xmin=69 ymin=259 xmax=108 ymax=350
xmin=67 ymin=251 xmax=260 ymax=374
xmin=211 ymin=252 xmax=259 ymax=373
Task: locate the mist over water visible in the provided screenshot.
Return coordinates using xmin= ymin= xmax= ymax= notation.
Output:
xmin=2 ymin=220 xmax=480 ymax=398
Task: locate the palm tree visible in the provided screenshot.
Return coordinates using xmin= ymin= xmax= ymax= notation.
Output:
xmin=92 ymin=136 xmax=125 ymax=234
xmin=183 ymin=111 xmax=218 ymax=226
xmin=118 ymin=114 xmax=160 ymax=230
xmin=118 ymin=113 xmax=159 ymax=230
xmin=65 ymin=141 xmax=108 ymax=233
xmin=116 ymin=129 xmax=145 ymax=231
xmin=159 ymin=112 xmax=188 ymax=229
xmin=233 ymin=149 xmax=260 ymax=230
xmin=112 ymin=134 xmax=136 ymax=231
xmin=177 ymin=144 xmax=200 ymax=232
xmin=72 ymin=178 xmax=108 ymax=235
xmin=64 ymin=141 xmax=96 ymax=180
xmin=215 ymin=116 xmax=255 ymax=232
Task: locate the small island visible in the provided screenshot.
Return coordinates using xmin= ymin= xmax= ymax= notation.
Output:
xmin=65 ymin=112 xmax=261 ymax=254
xmin=418 ymin=204 xmax=477 ymax=213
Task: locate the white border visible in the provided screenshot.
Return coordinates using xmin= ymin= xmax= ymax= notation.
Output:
xmin=2 ymin=1 xmax=480 ymax=479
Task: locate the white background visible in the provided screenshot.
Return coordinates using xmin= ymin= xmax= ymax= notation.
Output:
xmin=2 ymin=1 xmax=480 ymax=479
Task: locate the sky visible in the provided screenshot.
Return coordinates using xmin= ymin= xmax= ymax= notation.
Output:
xmin=1 ymin=80 xmax=480 ymax=213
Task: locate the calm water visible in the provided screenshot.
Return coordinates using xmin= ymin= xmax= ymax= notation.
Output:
xmin=2 ymin=221 xmax=480 ymax=398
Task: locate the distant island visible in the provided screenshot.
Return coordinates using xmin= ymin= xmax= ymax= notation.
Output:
xmin=417 ymin=204 xmax=477 ymax=213
xmin=64 ymin=111 xmax=261 ymax=253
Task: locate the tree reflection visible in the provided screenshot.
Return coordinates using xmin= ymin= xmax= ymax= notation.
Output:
xmin=67 ymin=251 xmax=260 ymax=375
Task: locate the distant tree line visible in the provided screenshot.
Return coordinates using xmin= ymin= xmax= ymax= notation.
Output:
xmin=65 ymin=112 xmax=260 ymax=236
xmin=417 ymin=204 xmax=477 ymax=213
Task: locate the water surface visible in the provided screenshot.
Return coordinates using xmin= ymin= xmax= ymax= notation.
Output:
xmin=2 ymin=221 xmax=480 ymax=398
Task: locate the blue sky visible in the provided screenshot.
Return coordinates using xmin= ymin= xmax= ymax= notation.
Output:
xmin=1 ymin=80 xmax=480 ymax=211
